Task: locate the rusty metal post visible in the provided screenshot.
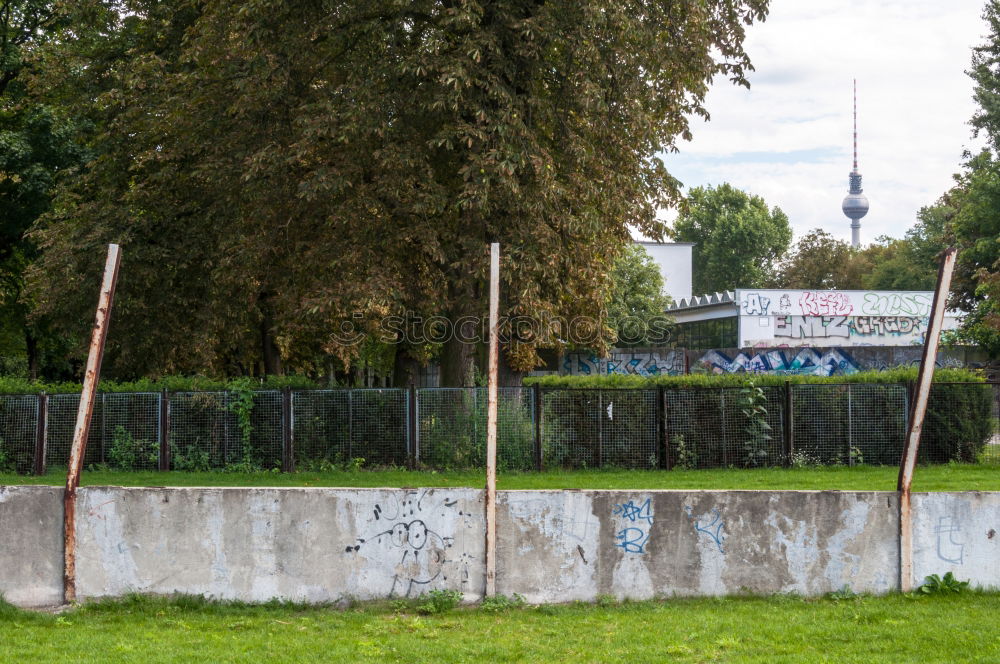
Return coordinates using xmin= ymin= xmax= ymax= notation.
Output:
xmin=64 ymin=243 xmax=122 ymax=603
xmin=33 ymin=393 xmax=48 ymax=476
xmin=484 ymin=242 xmax=499 ymax=597
xmin=158 ymin=389 xmax=170 ymax=471
xmin=898 ymin=247 xmax=957 ymax=592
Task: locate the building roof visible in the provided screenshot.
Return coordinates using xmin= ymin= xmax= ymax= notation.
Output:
xmin=666 ymin=291 xmax=736 ymax=312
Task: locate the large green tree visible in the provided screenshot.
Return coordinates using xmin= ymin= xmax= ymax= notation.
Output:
xmin=670 ymin=183 xmax=790 ymax=294
xmin=771 ymin=229 xmax=870 ymax=290
xmin=29 ymin=0 xmax=770 ymax=383
xmin=605 ymin=244 xmax=673 ymax=347
xmin=0 ymin=0 xmax=84 ymax=379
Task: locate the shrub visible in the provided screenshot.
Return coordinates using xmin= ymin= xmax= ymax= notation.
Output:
xmin=107 ymin=426 xmax=158 ymax=470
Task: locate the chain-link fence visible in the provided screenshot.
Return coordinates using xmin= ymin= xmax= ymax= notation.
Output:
xmin=0 ymin=382 xmax=997 ymax=474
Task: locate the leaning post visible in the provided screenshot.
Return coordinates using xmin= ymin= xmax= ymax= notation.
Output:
xmin=64 ymin=244 xmax=121 ymax=603
xmin=484 ymin=242 xmax=500 ymax=597
xmin=897 ymin=247 xmax=957 ymax=592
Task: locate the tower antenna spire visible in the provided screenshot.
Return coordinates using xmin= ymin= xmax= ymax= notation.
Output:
xmin=853 ymin=78 xmax=858 ymax=171
xmin=842 ymin=79 xmax=869 ymax=248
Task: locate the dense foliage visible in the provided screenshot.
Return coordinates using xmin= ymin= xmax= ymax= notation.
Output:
xmin=16 ymin=0 xmax=770 ymax=385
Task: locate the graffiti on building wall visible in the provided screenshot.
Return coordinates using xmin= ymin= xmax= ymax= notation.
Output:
xmin=563 ymin=351 xmax=683 ymax=376
xmin=773 ymin=315 xmax=926 ymax=342
xmin=696 ymin=348 xmax=859 ymax=376
xmin=800 ymin=291 xmax=853 ymax=316
xmin=737 ymin=290 xmax=935 ymax=318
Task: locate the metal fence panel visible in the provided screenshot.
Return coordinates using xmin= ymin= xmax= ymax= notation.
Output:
xmin=0 ymin=395 xmax=38 ymax=474
xmin=168 ymin=392 xmax=234 ymax=469
xmin=417 ymin=388 xmax=534 ymax=471
xmin=292 ymin=389 xmax=408 ymax=467
xmin=923 ymin=382 xmax=996 ymax=464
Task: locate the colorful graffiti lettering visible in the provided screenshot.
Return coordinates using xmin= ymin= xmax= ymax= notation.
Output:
xmin=799 ymin=291 xmax=853 ymax=316
xmin=563 ymin=351 xmax=683 ymax=377
xmin=774 ymin=315 xmax=851 ymax=339
xmin=697 ymin=348 xmax=858 ymax=376
xmin=741 ymin=293 xmax=771 ymax=315
xmin=861 ymin=292 xmax=931 ymax=316
xmin=850 ymin=316 xmax=924 ymax=336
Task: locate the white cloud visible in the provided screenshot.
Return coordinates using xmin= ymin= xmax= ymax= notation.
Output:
xmin=655 ymin=0 xmax=986 ymax=244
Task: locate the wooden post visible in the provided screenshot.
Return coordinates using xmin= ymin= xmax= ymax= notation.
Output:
xmin=485 ymin=242 xmax=499 ymax=597
xmin=33 ymin=393 xmax=48 ymax=476
xmin=533 ymin=383 xmax=543 ymax=471
xmin=898 ymin=247 xmax=957 ymax=592
xmin=783 ymin=381 xmax=794 ymax=467
xmin=158 ymin=389 xmax=170 ymax=471
xmin=64 ymin=243 xmax=121 ymax=603
xmin=281 ymin=387 xmax=294 ymax=473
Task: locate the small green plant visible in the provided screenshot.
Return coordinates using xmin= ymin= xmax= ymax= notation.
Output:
xmin=826 ymin=584 xmax=859 ymax=601
xmin=107 ymin=426 xmax=158 ymax=470
xmin=480 ymin=593 xmax=526 ymax=612
xmin=417 ymin=589 xmax=462 ymax=615
xmin=916 ymin=572 xmax=970 ymax=595
xmin=345 ymin=457 xmax=365 ymax=472
xmin=673 ymin=434 xmax=698 ymax=470
xmin=171 ymin=444 xmax=211 ymax=472
xmin=789 ymin=449 xmax=822 ymax=468
xmin=739 ymin=382 xmax=772 ymax=467
xmin=849 ymin=445 xmax=864 ymax=466
xmin=0 ymin=437 xmax=13 ymax=473
xmin=596 ymin=594 xmax=618 ymax=608
xmin=226 ymin=378 xmax=258 ymax=471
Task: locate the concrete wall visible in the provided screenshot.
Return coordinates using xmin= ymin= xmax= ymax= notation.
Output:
xmin=75 ymin=487 xmax=484 ymax=603
xmin=0 ymin=486 xmax=63 ymax=607
xmin=498 ymin=491 xmax=897 ymax=601
xmin=3 ymin=486 xmax=1000 ymax=607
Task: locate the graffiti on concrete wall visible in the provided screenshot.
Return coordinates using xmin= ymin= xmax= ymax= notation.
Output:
xmin=934 ymin=516 xmax=965 ymax=565
xmin=344 ymin=490 xmax=474 ymax=597
xmin=696 ymin=348 xmax=858 ymax=376
xmin=684 ymin=506 xmax=726 ymax=554
xmin=563 ymin=350 xmax=683 ymax=377
xmin=612 ymin=498 xmax=653 ymax=554
xmin=800 ymin=291 xmax=853 ymax=316
xmin=861 ymin=292 xmax=932 ymax=316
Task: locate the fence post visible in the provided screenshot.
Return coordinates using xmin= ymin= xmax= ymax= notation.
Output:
xmin=659 ymin=385 xmax=670 ymax=470
xmin=158 ymin=389 xmax=170 ymax=471
xmin=347 ymin=389 xmax=354 ymax=462
xmin=847 ymin=384 xmax=854 ymax=466
xmin=783 ymin=381 xmax=793 ymax=467
xmin=33 ymin=393 xmax=48 ymax=476
xmin=533 ymin=383 xmax=543 ymax=471
xmin=281 ymin=387 xmax=294 ymax=473
xmin=408 ymin=385 xmax=418 ymax=469
xmin=719 ymin=389 xmax=728 ymax=467
xmin=596 ymin=390 xmax=603 ymax=469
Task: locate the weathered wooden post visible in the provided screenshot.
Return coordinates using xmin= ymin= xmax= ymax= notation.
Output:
xmin=485 ymin=242 xmax=499 ymax=597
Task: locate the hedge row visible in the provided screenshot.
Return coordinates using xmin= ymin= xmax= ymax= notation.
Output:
xmin=523 ymin=367 xmax=986 ymax=389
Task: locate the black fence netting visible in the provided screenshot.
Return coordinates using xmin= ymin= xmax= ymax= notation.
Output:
xmin=0 ymin=382 xmax=996 ymax=474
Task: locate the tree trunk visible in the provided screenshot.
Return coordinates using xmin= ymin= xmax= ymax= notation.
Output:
xmin=439 ymin=321 xmax=478 ymax=387
xmin=259 ymin=302 xmax=283 ymax=376
xmin=25 ymin=328 xmax=39 ymax=381
xmin=392 ymin=350 xmax=421 ymax=389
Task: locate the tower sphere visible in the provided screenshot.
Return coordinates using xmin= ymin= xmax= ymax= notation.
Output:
xmin=842 ymin=191 xmax=869 ymax=220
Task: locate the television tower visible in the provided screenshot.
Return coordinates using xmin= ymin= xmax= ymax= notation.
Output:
xmin=841 ymin=79 xmax=868 ymax=247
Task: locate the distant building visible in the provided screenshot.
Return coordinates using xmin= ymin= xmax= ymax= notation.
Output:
xmin=667 ymin=289 xmax=959 ymax=349
xmin=634 ymin=241 xmax=693 ymax=303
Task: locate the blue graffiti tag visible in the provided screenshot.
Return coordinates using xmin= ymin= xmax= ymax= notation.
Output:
xmin=613 ymin=498 xmax=654 ymax=525
xmin=614 ymin=527 xmax=650 ymax=553
xmin=684 ymin=506 xmax=726 ymax=554
xmin=612 ymin=498 xmax=654 ymax=554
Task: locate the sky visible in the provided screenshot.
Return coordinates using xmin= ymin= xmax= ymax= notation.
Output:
xmin=655 ymin=0 xmax=988 ymax=246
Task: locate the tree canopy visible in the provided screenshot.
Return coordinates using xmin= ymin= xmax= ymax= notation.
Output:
xmin=669 ymin=183 xmax=790 ymax=295
xmin=23 ymin=0 xmax=770 ymax=383
xmin=605 ymin=244 xmax=673 ymax=347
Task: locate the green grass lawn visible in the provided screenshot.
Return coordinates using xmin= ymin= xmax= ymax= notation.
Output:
xmin=2 ymin=592 xmax=998 ymax=663
xmin=3 ymin=462 xmax=1000 ymax=491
